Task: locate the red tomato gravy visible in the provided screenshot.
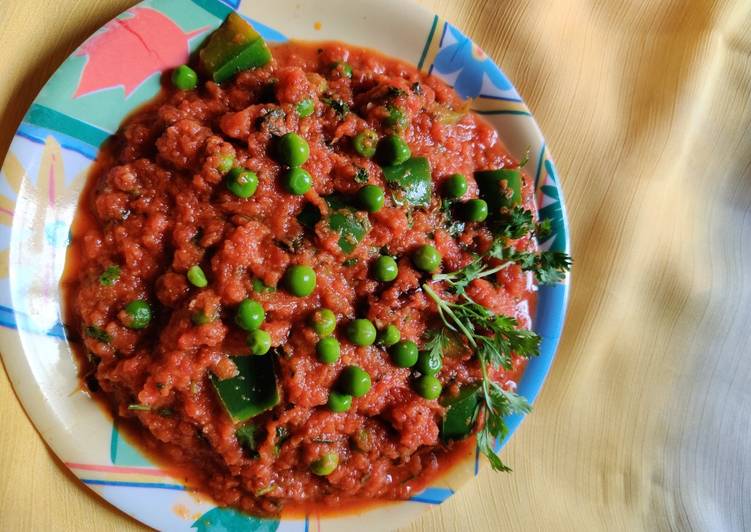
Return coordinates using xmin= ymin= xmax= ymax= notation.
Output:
xmin=63 ymin=41 xmax=535 ymax=517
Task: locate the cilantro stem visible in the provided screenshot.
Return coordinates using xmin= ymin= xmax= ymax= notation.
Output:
xmin=422 ymin=283 xmax=476 ymax=346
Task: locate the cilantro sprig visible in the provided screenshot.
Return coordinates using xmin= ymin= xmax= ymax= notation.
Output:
xmin=423 ymin=207 xmax=571 ymax=470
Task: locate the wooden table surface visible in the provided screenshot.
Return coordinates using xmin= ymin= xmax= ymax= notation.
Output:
xmin=2 ymin=0 xmax=751 ymax=530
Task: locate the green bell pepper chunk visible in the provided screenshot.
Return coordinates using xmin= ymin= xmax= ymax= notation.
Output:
xmin=440 ymin=383 xmax=481 ymax=441
xmin=297 ymin=197 xmax=369 ymax=254
xmin=199 ymin=13 xmax=272 ymax=83
xmin=381 ymin=157 xmax=433 ymax=207
xmin=475 ymin=168 xmax=522 ymax=215
xmin=326 ymin=195 xmax=368 ymax=254
xmin=211 ymin=353 xmax=279 ymax=423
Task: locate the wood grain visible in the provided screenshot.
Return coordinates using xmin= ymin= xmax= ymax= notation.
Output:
xmin=2 ymin=0 xmax=750 ymax=530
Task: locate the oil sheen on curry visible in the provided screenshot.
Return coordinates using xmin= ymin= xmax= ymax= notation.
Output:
xmin=64 ymin=14 xmax=570 ymax=516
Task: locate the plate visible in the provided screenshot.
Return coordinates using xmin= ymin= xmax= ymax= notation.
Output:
xmin=0 ymin=0 xmax=570 ymax=530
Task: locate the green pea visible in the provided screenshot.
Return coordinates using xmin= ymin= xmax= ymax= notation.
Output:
xmin=296 ymin=98 xmax=315 ymax=118
xmin=235 ymin=299 xmax=265 ymax=331
xmin=327 ymin=391 xmax=352 ymax=413
xmin=412 ymin=244 xmax=442 ymax=273
xmin=339 ymin=365 xmax=371 ymax=397
xmin=226 ymin=167 xmax=259 ymax=198
xmin=277 ymin=132 xmax=310 ymax=167
xmin=357 ymin=184 xmax=385 ymax=213
xmin=317 ymin=337 xmax=341 ymax=364
xmin=462 ymin=199 xmax=488 ymax=222
xmin=310 ymin=452 xmax=339 ymax=476
xmin=390 ymin=340 xmax=418 ymax=368
xmin=416 ymin=349 xmax=443 ymax=376
xmin=443 ymin=173 xmax=468 ymax=198
xmin=123 ymin=300 xmax=151 ymax=329
xmin=247 ymin=329 xmax=272 ymax=356
xmin=284 ymin=265 xmax=317 ymax=297
xmin=414 ymin=375 xmax=442 ymax=400
xmin=347 ymin=319 xmax=377 ymax=346
xmin=283 ymin=167 xmax=313 ymax=195
xmin=186 ymin=265 xmax=208 ymax=288
xmin=311 ymin=308 xmax=337 ymax=337
xmin=216 ymin=153 xmax=235 ymax=175
xmin=353 ymin=130 xmax=378 ymax=158
xmin=376 ymin=135 xmax=411 ymax=166
xmin=171 ymin=65 xmax=198 ymax=90
xmin=377 ymin=324 xmax=401 ymax=347
xmin=373 ymin=255 xmax=398 ymax=282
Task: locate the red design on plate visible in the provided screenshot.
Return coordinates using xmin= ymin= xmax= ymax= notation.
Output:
xmin=74 ymin=7 xmax=206 ymax=98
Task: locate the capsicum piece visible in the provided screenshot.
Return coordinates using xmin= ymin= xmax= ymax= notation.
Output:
xmin=381 ymin=157 xmax=433 ymax=207
xmin=440 ymin=383 xmax=481 ymax=441
xmin=199 ymin=13 xmax=272 ymax=83
xmin=326 ymin=195 xmax=368 ymax=254
xmin=211 ymin=353 xmax=279 ymax=423
xmin=475 ymin=168 xmax=522 ymax=215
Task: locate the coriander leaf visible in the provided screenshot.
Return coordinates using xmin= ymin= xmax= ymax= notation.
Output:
xmin=498 ymin=207 xmax=534 ymax=240
xmin=354 ymin=167 xmax=369 ymax=183
xmin=322 ymin=96 xmax=350 ymax=118
xmin=422 ymin=329 xmax=448 ymax=359
xmin=85 ymin=325 xmax=111 ymax=344
xmin=509 ymin=250 xmax=572 ymax=284
xmin=536 ymin=219 xmax=553 ymax=240
xmin=99 ymin=265 xmax=121 ymax=286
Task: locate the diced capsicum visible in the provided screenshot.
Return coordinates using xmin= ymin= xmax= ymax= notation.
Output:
xmin=475 ymin=168 xmax=522 ymax=215
xmin=326 ymin=195 xmax=369 ymax=254
xmin=440 ymin=383 xmax=481 ymax=441
xmin=211 ymin=354 xmax=279 ymax=423
xmin=381 ymin=157 xmax=433 ymax=207
xmin=199 ymin=13 xmax=272 ymax=83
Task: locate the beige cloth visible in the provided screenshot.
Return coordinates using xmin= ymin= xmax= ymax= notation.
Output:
xmin=1 ymin=0 xmax=750 ymax=530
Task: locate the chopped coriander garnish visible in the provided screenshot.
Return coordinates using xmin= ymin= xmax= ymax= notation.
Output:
xmin=85 ymin=325 xmax=111 ymax=344
xmin=386 ymin=86 xmax=406 ymax=98
xmin=322 ymin=96 xmax=350 ymax=118
xmin=99 ymin=265 xmax=121 ymax=286
xmin=343 ymin=258 xmax=358 ymax=267
xmin=354 ymin=167 xmax=369 ymax=183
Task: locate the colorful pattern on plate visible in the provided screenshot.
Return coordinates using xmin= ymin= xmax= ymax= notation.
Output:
xmin=0 ymin=0 xmax=570 ymax=530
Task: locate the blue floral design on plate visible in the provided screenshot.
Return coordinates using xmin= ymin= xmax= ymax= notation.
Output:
xmin=432 ymin=24 xmax=520 ymax=102
xmin=192 ymin=507 xmax=279 ymax=532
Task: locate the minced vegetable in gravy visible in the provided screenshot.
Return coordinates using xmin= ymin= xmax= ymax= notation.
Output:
xmin=64 ymin=40 xmax=539 ymax=516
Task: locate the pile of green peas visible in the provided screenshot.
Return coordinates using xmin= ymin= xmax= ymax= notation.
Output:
xmin=235 ymin=298 xmax=271 ymax=356
xmin=441 ymin=172 xmax=489 ymax=222
xmin=277 ymin=132 xmax=313 ymax=195
xmin=386 ymin=334 xmax=444 ymax=400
